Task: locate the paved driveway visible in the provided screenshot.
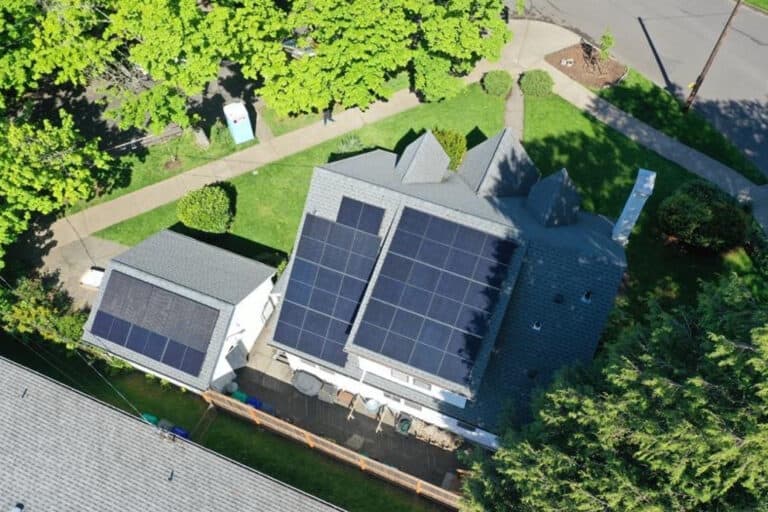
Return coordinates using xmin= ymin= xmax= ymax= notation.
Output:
xmin=523 ymin=0 xmax=768 ymax=174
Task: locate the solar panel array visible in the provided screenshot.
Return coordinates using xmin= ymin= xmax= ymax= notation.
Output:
xmin=90 ymin=310 xmax=208 ymax=377
xmin=355 ymin=207 xmax=517 ymax=385
xmin=274 ymin=202 xmax=384 ymax=366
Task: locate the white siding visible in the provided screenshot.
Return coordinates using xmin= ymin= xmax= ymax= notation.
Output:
xmin=285 ymin=354 xmax=499 ymax=449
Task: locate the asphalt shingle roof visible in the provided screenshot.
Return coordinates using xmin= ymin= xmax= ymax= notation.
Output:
xmin=115 ymin=230 xmax=275 ymax=305
xmin=270 ymin=128 xmax=627 ymax=431
xmin=0 ymin=357 xmax=344 ymax=512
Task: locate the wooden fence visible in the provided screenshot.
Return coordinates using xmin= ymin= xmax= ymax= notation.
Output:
xmin=202 ymin=390 xmax=462 ymax=510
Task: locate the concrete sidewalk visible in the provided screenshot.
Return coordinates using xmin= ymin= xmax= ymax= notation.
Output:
xmin=49 ymin=18 xmax=767 ymax=251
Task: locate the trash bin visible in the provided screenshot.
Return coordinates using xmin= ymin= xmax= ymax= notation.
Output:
xmin=170 ymin=426 xmax=190 ymax=439
xmin=223 ymin=102 xmax=255 ymax=145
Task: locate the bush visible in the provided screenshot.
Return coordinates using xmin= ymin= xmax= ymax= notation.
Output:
xmin=433 ymin=128 xmax=466 ymax=171
xmin=482 ymin=70 xmax=514 ymax=97
xmin=658 ymin=181 xmax=748 ymax=252
xmin=337 ymin=134 xmax=364 ymax=154
xmin=520 ymin=69 xmax=554 ymax=97
xmin=176 ymin=184 xmax=233 ymax=234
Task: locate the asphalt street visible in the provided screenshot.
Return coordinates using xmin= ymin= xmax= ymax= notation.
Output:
xmin=523 ymin=0 xmax=768 ymax=175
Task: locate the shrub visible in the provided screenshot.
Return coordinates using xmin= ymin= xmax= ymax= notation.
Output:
xmin=658 ymin=181 xmax=748 ymax=252
xmin=599 ymin=28 xmax=615 ymax=62
xmin=337 ymin=134 xmax=364 ymax=154
xmin=176 ymin=184 xmax=233 ymax=234
xmin=520 ymin=69 xmax=554 ymax=97
xmin=515 ymin=0 xmax=526 ymax=16
xmin=433 ymin=128 xmax=466 ymax=171
xmin=482 ymin=70 xmax=514 ymax=97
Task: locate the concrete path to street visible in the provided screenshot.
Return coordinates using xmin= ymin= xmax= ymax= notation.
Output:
xmin=44 ymin=18 xmax=767 ymax=296
xmin=522 ymin=0 xmax=768 ymax=176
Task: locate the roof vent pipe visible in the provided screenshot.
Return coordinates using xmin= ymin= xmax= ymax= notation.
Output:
xmin=612 ymin=169 xmax=656 ymax=246
xmin=11 ymin=504 xmax=24 ymax=512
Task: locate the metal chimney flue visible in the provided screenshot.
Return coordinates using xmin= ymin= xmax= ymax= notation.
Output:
xmin=612 ymin=169 xmax=656 ymax=246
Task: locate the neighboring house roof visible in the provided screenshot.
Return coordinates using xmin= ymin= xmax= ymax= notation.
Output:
xmin=83 ymin=231 xmax=275 ymax=391
xmin=270 ymin=128 xmax=626 ymax=431
xmin=114 ymin=230 xmax=275 ymax=305
xmin=0 ymin=357 xmax=344 ymax=512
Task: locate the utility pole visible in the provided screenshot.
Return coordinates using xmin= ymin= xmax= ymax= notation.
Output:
xmin=684 ymin=0 xmax=742 ymax=112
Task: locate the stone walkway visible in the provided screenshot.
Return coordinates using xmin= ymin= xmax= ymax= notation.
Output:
xmin=46 ymin=18 xmax=766 ymax=264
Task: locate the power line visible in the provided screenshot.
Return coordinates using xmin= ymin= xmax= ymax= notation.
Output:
xmin=0 ymin=275 xmax=148 ymax=422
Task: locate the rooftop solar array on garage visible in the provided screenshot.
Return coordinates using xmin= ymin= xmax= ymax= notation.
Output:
xmin=274 ymin=202 xmax=383 ymax=366
xmin=90 ymin=271 xmax=218 ymax=376
xmin=354 ymin=207 xmax=517 ymax=385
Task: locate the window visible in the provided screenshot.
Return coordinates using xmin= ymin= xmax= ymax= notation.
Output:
xmin=391 ymin=368 xmax=409 ymax=382
xmin=412 ymin=378 xmax=432 ymax=391
xmin=403 ymin=399 xmax=422 ymax=411
xmin=581 ymin=290 xmax=593 ymax=304
xmin=383 ymin=391 xmax=400 ymax=402
xmin=532 ymin=321 xmax=542 ymax=331
xmin=456 ymin=420 xmax=476 ymax=432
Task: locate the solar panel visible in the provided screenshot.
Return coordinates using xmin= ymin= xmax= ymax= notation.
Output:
xmin=90 ymin=270 xmax=218 ymax=377
xmin=336 ymin=197 xmax=385 ymax=235
xmin=274 ymin=212 xmax=381 ymax=366
xmin=355 ymin=207 xmax=517 ymax=385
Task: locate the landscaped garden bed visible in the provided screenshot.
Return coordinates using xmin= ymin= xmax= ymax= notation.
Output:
xmin=545 ymin=42 xmax=627 ymax=89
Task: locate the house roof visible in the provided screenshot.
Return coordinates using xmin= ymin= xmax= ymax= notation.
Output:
xmin=0 ymin=357 xmax=344 ymax=512
xmin=525 ymin=168 xmax=582 ymax=227
xmin=114 ymin=230 xmax=275 ymax=305
xmin=395 ymin=131 xmax=449 ymax=184
xmin=270 ymin=128 xmax=626 ymax=426
xmin=83 ymin=231 xmax=275 ymax=391
xmin=458 ymin=128 xmax=540 ymax=197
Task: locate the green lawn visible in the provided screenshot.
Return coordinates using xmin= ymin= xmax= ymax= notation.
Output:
xmin=597 ymin=69 xmax=766 ymax=185
xmin=98 ymin=84 xmax=505 ymax=253
xmin=746 ymin=0 xmax=768 ymax=11
xmin=0 ymin=335 xmax=441 ymax=512
xmin=68 ymin=123 xmax=256 ymax=214
xmin=524 ymin=93 xmax=743 ymax=309
xmin=261 ymin=71 xmax=411 ymax=137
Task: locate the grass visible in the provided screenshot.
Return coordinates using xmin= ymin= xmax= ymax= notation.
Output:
xmin=67 ymin=123 xmax=257 ymax=214
xmin=597 ymin=69 xmax=766 ymax=185
xmin=97 ymin=84 xmax=505 ymax=252
xmin=260 ymin=71 xmax=411 ymax=137
xmin=0 ymin=335 xmax=441 ymax=512
xmin=524 ymin=93 xmax=744 ymax=310
xmin=746 ymin=0 xmax=768 ymax=11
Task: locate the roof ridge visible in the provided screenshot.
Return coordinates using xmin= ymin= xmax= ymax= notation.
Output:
xmin=473 ymin=128 xmax=509 ymax=194
xmin=157 ymin=230 xmax=276 ymax=272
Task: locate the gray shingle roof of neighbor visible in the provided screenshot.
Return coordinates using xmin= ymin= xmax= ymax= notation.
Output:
xmin=0 ymin=356 xmax=345 ymax=512
xmin=396 ymin=131 xmax=450 ymax=184
xmin=114 ymin=230 xmax=276 ymax=305
xmin=271 ymin=127 xmax=627 ymax=431
xmin=83 ymin=231 xmax=275 ymax=391
xmin=526 ymin=168 xmax=582 ymax=227
xmin=459 ymin=128 xmax=540 ymax=197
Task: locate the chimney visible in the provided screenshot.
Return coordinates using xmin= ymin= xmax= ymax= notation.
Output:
xmin=612 ymin=169 xmax=656 ymax=246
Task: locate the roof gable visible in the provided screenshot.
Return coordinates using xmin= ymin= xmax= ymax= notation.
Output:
xmin=396 ymin=131 xmax=449 ymax=184
xmin=459 ymin=128 xmax=540 ymax=197
xmin=526 ymin=169 xmax=581 ymax=227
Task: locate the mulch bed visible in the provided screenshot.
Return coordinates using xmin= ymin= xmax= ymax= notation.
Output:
xmin=545 ymin=43 xmax=627 ymax=89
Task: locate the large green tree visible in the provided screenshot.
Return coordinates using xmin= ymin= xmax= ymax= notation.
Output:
xmin=0 ymin=110 xmax=111 ymax=269
xmin=464 ymin=272 xmax=768 ymax=511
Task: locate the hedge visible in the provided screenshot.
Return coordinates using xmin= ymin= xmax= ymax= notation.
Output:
xmin=176 ymin=184 xmax=233 ymax=234
xmin=520 ymin=69 xmax=554 ymax=97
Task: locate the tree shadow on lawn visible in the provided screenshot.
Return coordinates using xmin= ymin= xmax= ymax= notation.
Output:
xmin=169 ymin=223 xmax=287 ymax=269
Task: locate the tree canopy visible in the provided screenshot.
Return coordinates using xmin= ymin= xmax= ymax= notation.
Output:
xmin=464 ymin=271 xmax=768 ymax=511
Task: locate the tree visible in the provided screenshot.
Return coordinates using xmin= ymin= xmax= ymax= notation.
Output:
xmin=411 ymin=0 xmax=511 ymax=101
xmin=599 ymin=28 xmax=615 ymax=62
xmin=433 ymin=128 xmax=466 ymax=170
xmin=257 ymin=0 xmax=414 ymax=115
xmin=0 ymin=110 xmax=111 ymax=269
xmin=464 ymin=272 xmax=768 ymax=511
xmin=0 ymin=275 xmax=88 ymax=348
